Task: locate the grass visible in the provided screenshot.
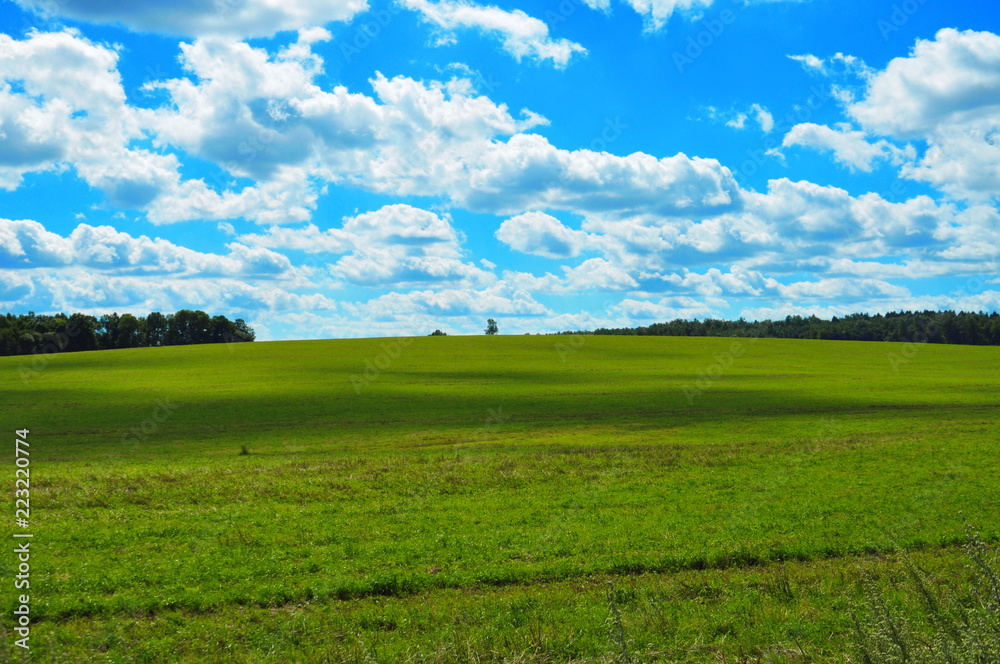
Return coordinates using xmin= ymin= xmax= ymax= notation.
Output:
xmin=850 ymin=530 xmax=1000 ymax=663
xmin=1 ymin=334 xmax=998 ymax=661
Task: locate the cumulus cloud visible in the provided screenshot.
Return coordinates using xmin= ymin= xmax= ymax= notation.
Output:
xmin=0 ymin=219 xmax=344 ymax=327
xmin=544 ymin=177 xmax=984 ymax=299
xmin=746 ymin=179 xmax=950 ymax=255
xmin=562 ymin=257 xmax=638 ymax=291
xmin=14 ymin=0 xmax=367 ymax=39
xmin=495 ymin=211 xmax=592 ymax=258
xmin=460 ymin=135 xmax=740 ymax=217
xmin=401 ymin=0 xmax=586 ymax=68
xmin=0 ymin=30 xmax=319 ymax=224
xmin=0 ymin=270 xmax=34 ymax=304
xmin=0 ymin=218 xmax=294 ymax=277
xmin=0 ymin=28 xmax=743 ymax=227
xmin=142 ymin=36 xmax=739 ymax=222
xmin=354 ymin=283 xmax=549 ymax=318
xmin=608 ymin=296 xmax=717 ymax=321
xmin=790 ymin=29 xmax=1000 ymax=202
xmin=849 ymin=29 xmax=1000 ymax=201
xmin=240 ymin=204 xmax=494 ymax=288
xmin=848 ymin=29 xmax=1000 ymax=138
xmin=20 ymin=271 xmax=338 ymax=318
xmin=782 ymin=123 xmax=914 ymax=172
xmin=0 ymin=30 xmax=141 ymax=191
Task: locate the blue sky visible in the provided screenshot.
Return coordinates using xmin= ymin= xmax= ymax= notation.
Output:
xmin=0 ymin=0 xmax=997 ymax=339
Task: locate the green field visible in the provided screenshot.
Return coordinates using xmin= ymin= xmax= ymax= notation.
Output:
xmin=2 ymin=335 xmax=999 ymax=662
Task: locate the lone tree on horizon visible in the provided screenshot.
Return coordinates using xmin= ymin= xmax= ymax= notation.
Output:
xmin=485 ymin=319 xmax=499 ymax=335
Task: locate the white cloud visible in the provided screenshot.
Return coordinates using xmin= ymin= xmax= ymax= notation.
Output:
xmin=495 ymin=211 xmax=592 ymax=258
xmin=498 ymin=257 xmax=638 ymax=294
xmin=241 ymin=204 xmax=494 ymax=288
xmin=0 ymin=30 xmax=321 ymax=223
xmin=142 ymin=37 xmax=739 ymax=222
xmin=401 ymin=0 xmax=587 ymax=68
xmin=740 ymin=288 xmax=1000 ymax=324
xmin=0 ymin=29 xmax=142 ymax=192
xmin=562 ymin=257 xmax=638 ymax=291
xmin=0 ymin=218 xmax=297 ymax=277
xmin=622 ymin=0 xmax=713 ymax=32
xmin=1 ymin=29 xmax=741 ymax=227
xmin=608 ymin=296 xmax=718 ymax=321
xmin=657 ymin=266 xmax=773 ymax=297
xmin=14 ymin=0 xmax=366 ymax=39
xmin=562 ymin=177 xmax=978 ymax=291
xmin=782 ymin=123 xmax=914 ymax=172
xmin=0 ymin=216 xmax=356 ymax=329
xmin=935 ymin=205 xmax=1000 ymax=261
xmin=746 ymin=179 xmax=953 ymax=257
xmin=752 ymin=104 xmax=774 ymax=133
xmin=240 ymin=223 xmax=351 ymax=254
xmin=0 ymin=270 xmax=34 ymax=304
xmin=849 ymin=29 xmax=1000 ymax=138
xmin=902 ymin=124 xmax=1000 ymax=202
xmin=720 ymin=104 xmax=771 ymax=133
xmin=22 ymin=271 xmax=338 ymax=317
xmin=777 ymin=277 xmax=910 ymax=301
xmin=354 ymin=283 xmax=549 ymax=317
xmin=846 ymin=28 xmax=1000 ymax=201
xmin=340 ymin=204 xmax=462 ymax=255
xmin=333 ymin=252 xmax=492 ymax=288
xmin=788 ymin=53 xmax=824 ymax=72
xmin=461 ymin=135 xmax=740 ymax=217
xmin=788 ymin=52 xmax=870 ymax=79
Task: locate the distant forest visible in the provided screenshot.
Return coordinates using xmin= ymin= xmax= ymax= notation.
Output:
xmin=1 ymin=310 xmax=255 ymax=357
xmin=562 ymin=310 xmax=1000 ymax=346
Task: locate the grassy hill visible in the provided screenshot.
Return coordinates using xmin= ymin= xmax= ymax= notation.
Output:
xmin=2 ymin=335 xmax=999 ymax=662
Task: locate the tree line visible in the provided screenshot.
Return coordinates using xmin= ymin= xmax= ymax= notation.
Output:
xmin=561 ymin=310 xmax=1000 ymax=345
xmin=0 ymin=310 xmax=255 ymax=357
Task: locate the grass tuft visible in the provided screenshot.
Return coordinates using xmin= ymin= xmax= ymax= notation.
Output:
xmin=851 ymin=528 xmax=1000 ymax=663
